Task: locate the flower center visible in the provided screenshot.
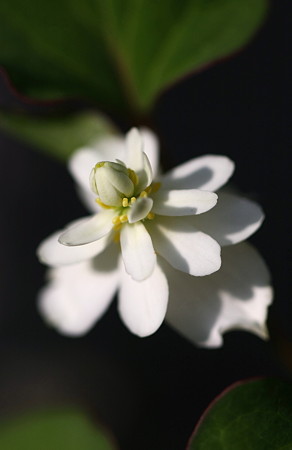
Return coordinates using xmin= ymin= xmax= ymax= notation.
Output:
xmin=97 ymin=181 xmax=161 ymax=228
xmin=90 ymin=160 xmax=161 ymax=244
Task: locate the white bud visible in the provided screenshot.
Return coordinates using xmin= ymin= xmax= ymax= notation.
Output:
xmin=89 ymin=161 xmax=134 ymax=206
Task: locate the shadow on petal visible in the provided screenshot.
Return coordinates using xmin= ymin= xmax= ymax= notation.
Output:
xmin=192 ymin=193 xmax=264 ymax=246
xmin=161 ymin=166 xmax=214 ymax=190
xmin=165 ymin=242 xmax=272 ymax=347
xmin=91 ymin=241 xmax=119 ymax=272
xmin=148 ymin=222 xmax=190 ymax=273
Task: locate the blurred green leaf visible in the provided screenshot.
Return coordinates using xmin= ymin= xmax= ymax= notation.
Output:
xmin=189 ymin=378 xmax=292 ymax=450
xmin=0 ymin=0 xmax=267 ymax=115
xmin=0 ymin=409 xmax=117 ymax=450
xmin=0 ymin=111 xmax=116 ymax=160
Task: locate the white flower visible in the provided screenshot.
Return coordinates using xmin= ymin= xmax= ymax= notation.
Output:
xmin=37 ymin=128 xmax=272 ymax=347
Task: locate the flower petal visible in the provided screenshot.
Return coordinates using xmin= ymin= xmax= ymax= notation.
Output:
xmin=59 ymin=210 xmax=115 ymax=246
xmin=165 ymin=242 xmax=273 ymax=347
xmin=68 ymin=137 xmax=125 ymax=192
xmin=138 ymin=152 xmax=153 ymax=191
xmin=125 ymin=127 xmax=143 ymax=166
xmin=118 ymin=257 xmax=168 ymax=337
xmin=152 ymin=189 xmax=217 ymax=216
xmin=141 ymin=128 xmax=159 ymax=178
xmin=120 ymin=222 xmax=156 ymax=281
xmin=148 ymin=217 xmax=221 ymax=276
xmin=191 ymin=192 xmax=264 ymax=246
xmin=125 ymin=128 xmax=153 ymax=192
xmin=74 ymin=186 xmax=100 ymax=213
xmin=37 ymin=225 xmax=111 ymax=267
xmin=128 ymin=197 xmax=153 ymax=223
xmin=38 ymin=244 xmax=120 ymax=336
xmin=159 ymin=155 xmax=235 ymax=191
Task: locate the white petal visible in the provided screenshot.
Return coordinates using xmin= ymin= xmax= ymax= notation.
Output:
xmin=140 ymin=128 xmax=160 ymax=178
xmin=152 ymin=189 xmax=217 ymax=216
xmin=118 ymin=257 xmax=168 ymax=337
xmin=125 ymin=128 xmax=143 ymax=167
xmin=128 ymin=197 xmax=153 ymax=223
xmin=125 ymin=128 xmax=153 ymax=191
xmin=120 ymin=222 xmax=156 ymax=281
xmin=75 ymin=186 xmax=100 ymax=213
xmin=138 ymin=152 xmax=153 ymax=191
xmin=165 ymin=242 xmax=273 ymax=347
xmin=59 ymin=210 xmax=115 ymax=246
xmin=148 ymin=217 xmax=221 ymax=276
xmin=68 ymin=137 xmax=126 ymax=192
xmin=159 ymin=155 xmax=235 ymax=191
xmin=38 ymin=244 xmax=120 ymax=336
xmin=191 ymin=193 xmax=264 ymax=245
xmin=37 ymin=225 xmax=111 ymax=267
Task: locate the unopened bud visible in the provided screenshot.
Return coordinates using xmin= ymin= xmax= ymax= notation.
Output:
xmin=89 ymin=161 xmax=134 ymax=206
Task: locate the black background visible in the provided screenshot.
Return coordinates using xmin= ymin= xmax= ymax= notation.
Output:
xmin=0 ymin=1 xmax=291 ymax=449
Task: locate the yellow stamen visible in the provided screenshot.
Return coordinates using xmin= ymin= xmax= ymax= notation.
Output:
xmin=152 ymin=182 xmax=161 ymax=193
xmin=120 ymin=214 xmax=128 ymax=223
xmin=95 ymin=162 xmax=105 ymax=169
xmin=147 ymin=212 xmax=155 ymax=220
xmin=128 ymin=168 xmax=139 ymax=186
xmin=122 ymin=197 xmax=129 ymax=207
xmin=96 ymin=198 xmax=112 ymax=209
xmin=145 ymin=186 xmax=152 ymax=194
xmin=130 ymin=197 xmax=136 ymax=204
xmin=113 ymin=223 xmax=122 ymax=231
xmin=139 ymin=191 xmax=147 ymax=198
xmin=112 ymin=216 xmax=121 ymax=225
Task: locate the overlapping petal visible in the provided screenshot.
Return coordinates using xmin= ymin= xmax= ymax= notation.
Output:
xmin=191 ymin=192 xmax=264 ymax=246
xmin=37 ymin=226 xmax=111 ymax=267
xmin=165 ymin=242 xmax=272 ymax=347
xmin=59 ymin=210 xmax=115 ymax=246
xmin=141 ymin=129 xmax=159 ymax=177
xmin=118 ymin=258 xmax=168 ymax=337
xmin=159 ymin=155 xmax=234 ymax=191
xmin=128 ymin=197 xmax=153 ymax=223
xmin=120 ymin=222 xmax=156 ymax=281
xmin=125 ymin=128 xmax=153 ymax=192
xmin=38 ymin=244 xmax=120 ymax=336
xmin=148 ymin=217 xmax=221 ymax=276
xmin=152 ymin=189 xmax=217 ymax=216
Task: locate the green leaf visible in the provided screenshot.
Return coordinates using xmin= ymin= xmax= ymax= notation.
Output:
xmin=0 ymin=0 xmax=268 ymax=114
xmin=189 ymin=378 xmax=292 ymax=450
xmin=0 ymin=111 xmax=117 ymax=161
xmin=0 ymin=409 xmax=117 ymax=450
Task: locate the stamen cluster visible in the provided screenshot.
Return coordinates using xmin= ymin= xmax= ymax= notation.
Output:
xmin=90 ymin=159 xmax=160 ymax=230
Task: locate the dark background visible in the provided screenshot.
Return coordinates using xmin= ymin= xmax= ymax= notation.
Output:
xmin=0 ymin=1 xmax=291 ymax=449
